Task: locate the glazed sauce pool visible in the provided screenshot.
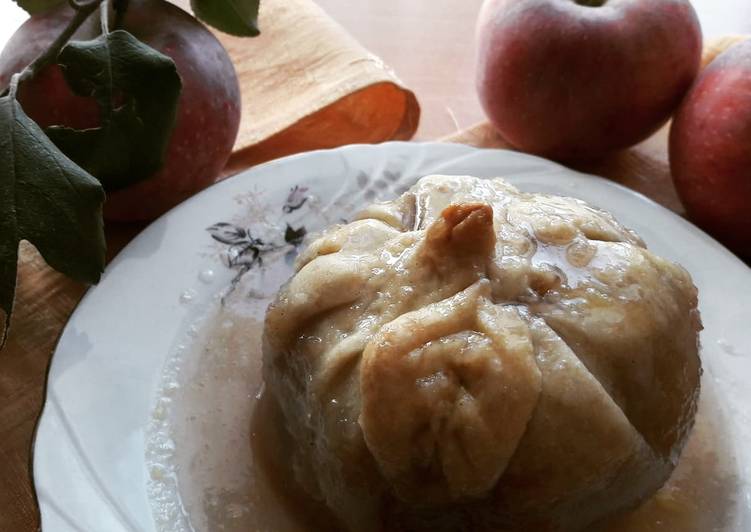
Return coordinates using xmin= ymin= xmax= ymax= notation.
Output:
xmin=147 ymin=302 xmax=740 ymax=532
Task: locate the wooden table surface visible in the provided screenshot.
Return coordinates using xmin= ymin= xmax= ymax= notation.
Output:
xmin=1 ymin=1 xmax=749 ymax=530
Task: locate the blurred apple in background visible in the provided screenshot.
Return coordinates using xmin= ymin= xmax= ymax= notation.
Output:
xmin=475 ymin=0 xmax=702 ymax=161
xmin=670 ymin=39 xmax=751 ymax=258
xmin=0 ymin=0 xmax=241 ymax=221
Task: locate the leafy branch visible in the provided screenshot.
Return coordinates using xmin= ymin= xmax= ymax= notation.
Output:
xmin=0 ymin=0 xmax=262 ymax=345
xmin=15 ymin=0 xmax=102 ymax=85
xmin=46 ymin=29 xmax=182 ymax=190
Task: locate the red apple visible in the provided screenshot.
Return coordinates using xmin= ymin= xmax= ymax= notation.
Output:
xmin=670 ymin=39 xmax=751 ymax=258
xmin=0 ymin=0 xmax=241 ymax=221
xmin=476 ymin=0 xmax=702 ymax=160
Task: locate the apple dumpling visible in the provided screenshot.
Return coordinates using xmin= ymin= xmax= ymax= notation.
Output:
xmin=262 ymin=175 xmax=702 ymax=531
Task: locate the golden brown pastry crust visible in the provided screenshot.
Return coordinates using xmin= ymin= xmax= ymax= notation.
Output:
xmin=262 ymin=175 xmax=701 ymax=531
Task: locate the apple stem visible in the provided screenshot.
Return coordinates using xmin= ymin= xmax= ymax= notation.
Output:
xmin=8 ymin=74 xmax=19 ymax=100
xmin=100 ymin=0 xmax=110 ymax=34
xmin=15 ymin=0 xmax=103 ymax=85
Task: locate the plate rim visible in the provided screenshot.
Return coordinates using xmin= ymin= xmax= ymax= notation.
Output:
xmin=31 ymin=140 xmax=751 ymax=531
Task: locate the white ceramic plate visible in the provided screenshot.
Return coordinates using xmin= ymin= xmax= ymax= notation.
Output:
xmin=33 ymin=142 xmax=751 ymax=532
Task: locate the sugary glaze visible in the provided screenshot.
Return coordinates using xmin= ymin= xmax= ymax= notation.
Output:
xmin=147 ymin=300 xmax=738 ymax=532
xmin=262 ymin=175 xmax=703 ymax=531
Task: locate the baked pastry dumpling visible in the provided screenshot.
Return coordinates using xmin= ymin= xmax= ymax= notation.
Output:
xmin=262 ymin=175 xmax=701 ymax=531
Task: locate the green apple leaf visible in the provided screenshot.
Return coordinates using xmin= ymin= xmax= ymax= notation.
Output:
xmin=0 ymin=88 xmax=106 ymax=340
xmin=12 ymin=0 xmax=65 ymax=15
xmin=191 ymin=0 xmax=260 ymax=37
xmin=46 ymin=30 xmax=182 ymax=192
